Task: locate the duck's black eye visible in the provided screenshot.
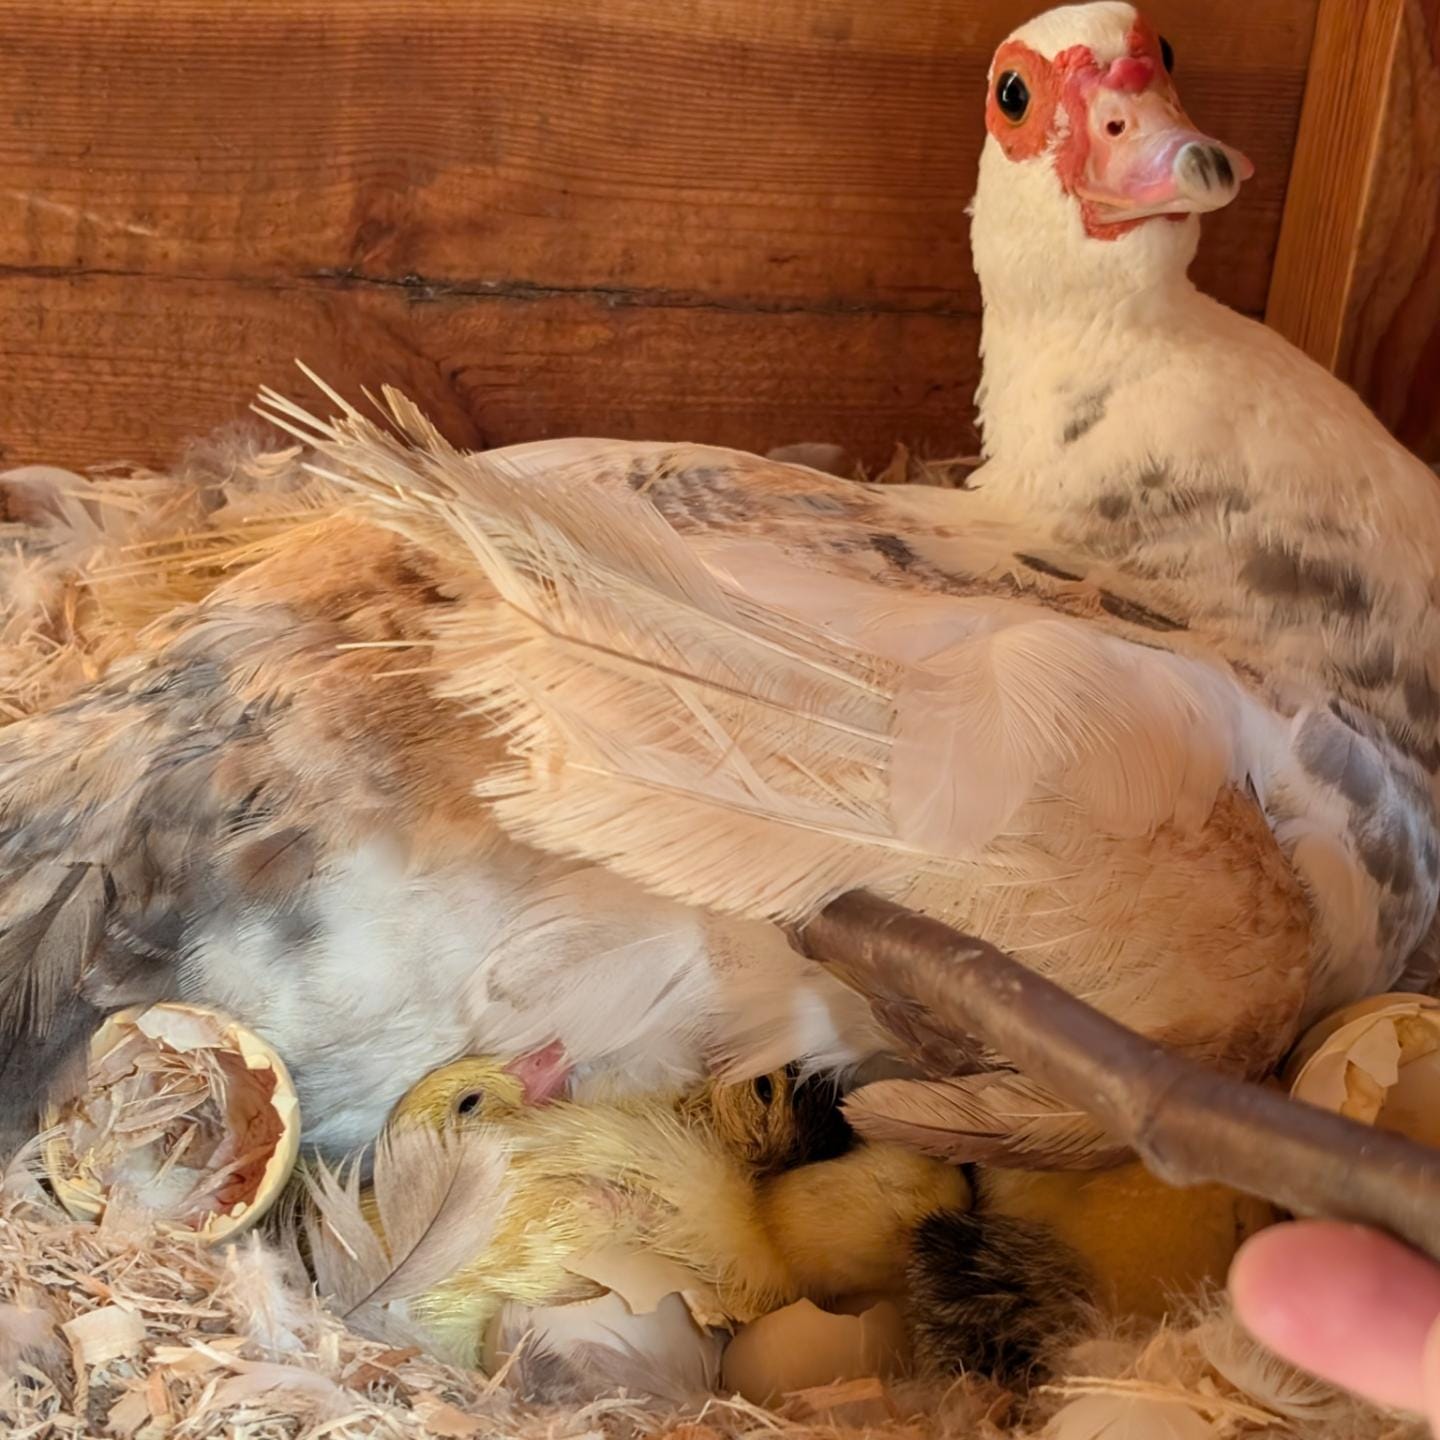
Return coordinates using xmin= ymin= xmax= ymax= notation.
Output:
xmin=454 ymin=1090 xmax=484 ymax=1117
xmin=752 ymin=1075 xmax=774 ymax=1105
xmin=995 ymin=70 xmax=1030 ymax=123
xmin=1160 ymin=35 xmax=1175 ymax=73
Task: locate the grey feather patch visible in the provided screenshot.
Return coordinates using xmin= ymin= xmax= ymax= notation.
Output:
xmin=1339 ymin=644 xmax=1396 ymax=689
xmin=869 ymin=532 xmax=919 ymax=572
xmin=230 ymin=828 xmax=317 ymax=900
xmin=0 ymin=998 xmax=101 ymax=1161
xmin=0 ymin=863 xmax=106 ymax=1035
xmin=1356 ymin=817 xmax=1418 ymax=897
xmin=1404 ymin=670 xmax=1440 ymax=725
xmin=1176 ymin=484 xmax=1252 ymax=517
xmin=1016 ymin=553 xmax=1084 ymax=583
xmin=1295 ymin=708 xmax=1437 ymax=932
xmin=1240 ymin=545 xmax=1369 ymax=617
xmin=787 ymin=492 xmax=849 ymax=514
xmin=1296 ymin=711 xmax=1384 ymax=808
xmin=1061 ymin=389 xmax=1110 ymax=445
xmin=1097 ymin=590 xmax=1187 ymax=632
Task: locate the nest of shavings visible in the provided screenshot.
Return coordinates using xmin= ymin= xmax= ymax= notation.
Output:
xmin=0 ymin=1158 xmax=1415 ymax=1440
xmin=0 ymin=434 xmax=1422 ymax=1438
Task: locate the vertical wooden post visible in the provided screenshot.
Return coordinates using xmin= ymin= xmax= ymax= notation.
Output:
xmin=1265 ymin=0 xmax=1407 ymax=368
xmin=1267 ymin=0 xmax=1440 ymax=462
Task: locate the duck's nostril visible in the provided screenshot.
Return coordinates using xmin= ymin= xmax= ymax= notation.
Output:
xmin=1106 ymin=119 xmax=1126 ymax=137
xmin=1178 ymin=142 xmax=1215 ymax=188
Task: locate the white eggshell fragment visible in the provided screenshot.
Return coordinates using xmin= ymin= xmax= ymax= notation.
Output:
xmin=483 ymin=1288 xmax=726 ymax=1401
xmin=563 ymin=1243 xmax=727 ymax=1329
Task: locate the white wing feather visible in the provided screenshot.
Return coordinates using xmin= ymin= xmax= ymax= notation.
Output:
xmin=253 ymin=380 xmax=1283 ymax=925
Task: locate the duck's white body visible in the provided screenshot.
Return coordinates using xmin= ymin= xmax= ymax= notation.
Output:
xmin=187 ymin=834 xmax=877 ymax=1153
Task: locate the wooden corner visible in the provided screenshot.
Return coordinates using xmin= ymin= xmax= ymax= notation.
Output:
xmin=1267 ymin=0 xmax=1440 ymax=462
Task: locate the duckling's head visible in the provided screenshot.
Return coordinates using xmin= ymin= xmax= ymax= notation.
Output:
xmin=707 ymin=1066 xmax=855 ymax=1174
xmin=390 ymin=1056 xmax=531 ymax=1131
xmin=391 ymin=1040 xmax=573 ymax=1132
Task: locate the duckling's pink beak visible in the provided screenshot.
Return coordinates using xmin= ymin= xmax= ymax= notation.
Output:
xmin=1073 ymin=56 xmax=1253 ymax=224
xmin=503 ymin=1040 xmax=571 ymax=1104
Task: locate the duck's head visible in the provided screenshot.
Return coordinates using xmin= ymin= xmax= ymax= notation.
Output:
xmin=389 ymin=1041 xmax=572 ymax=1130
xmin=971 ymin=3 xmax=1253 ymax=311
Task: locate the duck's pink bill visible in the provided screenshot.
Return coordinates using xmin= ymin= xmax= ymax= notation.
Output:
xmin=503 ymin=1039 xmax=572 ymax=1104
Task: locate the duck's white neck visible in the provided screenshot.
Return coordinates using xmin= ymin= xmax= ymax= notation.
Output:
xmin=969 ymin=137 xmax=1204 ymax=464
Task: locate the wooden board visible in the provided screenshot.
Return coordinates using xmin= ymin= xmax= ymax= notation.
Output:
xmin=1266 ymin=0 xmax=1440 ymax=463
xmin=0 ymin=273 xmax=980 ymax=469
xmin=1338 ymin=0 xmax=1440 ymax=461
xmin=0 ymin=0 xmax=1320 ymax=470
xmin=1264 ymin=0 xmax=1407 ymax=369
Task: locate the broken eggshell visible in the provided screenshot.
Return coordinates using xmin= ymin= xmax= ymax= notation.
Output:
xmin=480 ymin=1245 xmax=727 ymax=1401
xmin=43 ymin=1003 xmax=300 ymax=1242
xmin=1285 ymin=993 xmax=1440 ymax=1146
xmin=721 ymin=1296 xmax=909 ymax=1405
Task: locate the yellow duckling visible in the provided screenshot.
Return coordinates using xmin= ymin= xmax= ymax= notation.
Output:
xmin=378 ymin=1057 xmax=968 ymax=1366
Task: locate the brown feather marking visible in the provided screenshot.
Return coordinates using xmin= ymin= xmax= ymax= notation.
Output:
xmin=906 ymin=1207 xmax=1092 ymax=1384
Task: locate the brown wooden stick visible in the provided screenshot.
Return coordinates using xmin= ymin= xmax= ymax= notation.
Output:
xmin=802 ymin=890 xmax=1440 ymax=1263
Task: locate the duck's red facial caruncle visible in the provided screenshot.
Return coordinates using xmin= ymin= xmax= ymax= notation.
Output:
xmin=985 ymin=20 xmax=1253 ymax=240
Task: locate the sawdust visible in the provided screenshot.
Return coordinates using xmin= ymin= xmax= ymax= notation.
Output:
xmin=0 ymin=1160 xmax=1413 ymax=1440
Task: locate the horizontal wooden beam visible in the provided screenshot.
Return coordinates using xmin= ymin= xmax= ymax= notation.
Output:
xmin=0 ymin=0 xmax=1317 ymax=468
xmin=0 ymin=0 xmax=1314 ymax=314
xmin=0 ymin=271 xmax=985 ymax=471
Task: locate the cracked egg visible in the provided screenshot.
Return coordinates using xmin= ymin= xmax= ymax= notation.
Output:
xmin=43 ymin=1003 xmax=300 ymax=1242
xmin=1284 ymin=992 xmax=1440 ymax=1147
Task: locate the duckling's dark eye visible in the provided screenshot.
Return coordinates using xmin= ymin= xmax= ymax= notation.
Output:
xmin=454 ymin=1090 xmax=484 ymax=1117
xmin=995 ymin=71 xmax=1030 ymax=122
xmin=752 ymin=1075 xmax=774 ymax=1105
xmin=1160 ymin=35 xmax=1175 ymax=73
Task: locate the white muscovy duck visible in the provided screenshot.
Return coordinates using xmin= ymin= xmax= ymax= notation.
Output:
xmin=1 ymin=1 xmax=1437 ymax=1226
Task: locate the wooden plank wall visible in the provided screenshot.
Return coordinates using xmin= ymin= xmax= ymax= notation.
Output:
xmin=1266 ymin=0 xmax=1440 ymax=462
xmin=0 ymin=0 xmax=1319 ymax=472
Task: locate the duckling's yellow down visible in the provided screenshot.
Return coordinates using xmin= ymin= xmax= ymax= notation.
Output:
xmin=377 ymin=1058 xmax=967 ymax=1365
xmin=979 ymin=1162 xmax=1276 ymax=1320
